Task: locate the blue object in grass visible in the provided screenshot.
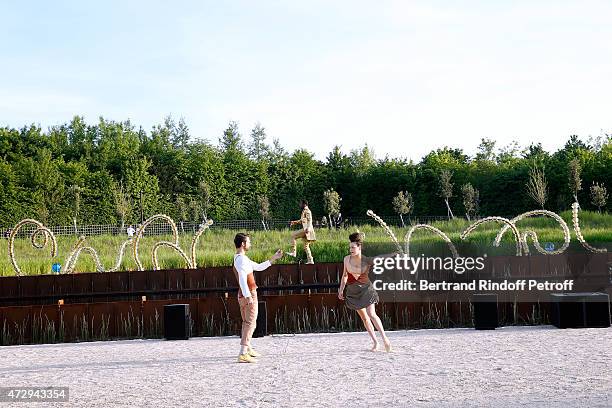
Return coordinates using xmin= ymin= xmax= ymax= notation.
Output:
xmin=52 ymin=263 xmax=61 ymax=273
xmin=544 ymin=242 xmax=555 ymax=252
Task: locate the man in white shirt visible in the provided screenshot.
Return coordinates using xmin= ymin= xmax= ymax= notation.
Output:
xmin=126 ymin=225 xmax=135 ymax=238
xmin=233 ymin=233 xmax=283 ymax=363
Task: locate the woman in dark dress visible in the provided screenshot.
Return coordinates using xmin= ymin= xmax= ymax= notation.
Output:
xmin=338 ymin=232 xmax=392 ymax=352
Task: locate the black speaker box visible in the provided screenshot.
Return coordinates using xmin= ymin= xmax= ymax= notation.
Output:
xmin=164 ymin=304 xmax=191 ymax=340
xmin=473 ymin=294 xmax=498 ymax=330
xmin=551 ymin=293 xmax=610 ymax=329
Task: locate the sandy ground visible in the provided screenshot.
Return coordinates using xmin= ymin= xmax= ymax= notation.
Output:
xmin=0 ymin=326 xmax=610 ymax=407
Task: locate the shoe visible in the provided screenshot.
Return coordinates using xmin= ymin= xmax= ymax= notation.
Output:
xmin=286 ymin=251 xmax=296 ymax=257
xmin=238 ymin=353 xmax=257 ymax=363
xmin=247 ymin=347 xmax=261 ymax=357
xmin=305 ymin=260 xmax=314 ymax=264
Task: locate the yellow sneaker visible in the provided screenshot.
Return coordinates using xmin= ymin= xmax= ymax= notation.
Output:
xmin=238 ymin=353 xmax=257 ymax=363
xmin=248 ymin=347 xmax=261 ymax=358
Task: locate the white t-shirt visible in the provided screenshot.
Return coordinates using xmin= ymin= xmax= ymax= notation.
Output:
xmin=233 ymin=253 xmax=271 ymax=298
xmin=127 ymin=227 xmax=135 ymax=237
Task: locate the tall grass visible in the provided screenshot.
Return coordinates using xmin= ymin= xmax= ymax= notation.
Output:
xmin=2 ymin=210 xmax=610 ymax=275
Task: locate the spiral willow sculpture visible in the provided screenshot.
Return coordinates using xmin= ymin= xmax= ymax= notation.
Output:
xmin=8 ymin=219 xmax=58 ymax=276
xmin=132 ymin=214 xmax=190 ymax=271
xmin=460 ymin=217 xmax=523 ymax=256
xmin=572 ymin=203 xmax=607 ymax=253
xmin=494 ymin=210 xmax=571 ymax=255
xmin=190 ymin=219 xmax=214 ymax=268
xmin=63 ymin=235 xmax=133 ymax=273
xmin=404 ymin=224 xmax=458 ymax=258
xmin=366 ymin=210 xmax=404 ymax=254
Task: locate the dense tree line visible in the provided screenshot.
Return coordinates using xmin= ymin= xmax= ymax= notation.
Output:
xmin=0 ymin=116 xmax=610 ymax=227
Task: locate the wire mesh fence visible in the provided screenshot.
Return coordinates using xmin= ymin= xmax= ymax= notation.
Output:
xmin=1 ymin=215 xmax=483 ymax=239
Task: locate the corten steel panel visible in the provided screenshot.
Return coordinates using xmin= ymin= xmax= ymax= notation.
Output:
xmin=223 ymin=295 xmax=241 ymax=334
xmin=0 ymin=305 xmax=32 ymax=345
xmin=72 ymin=273 xmax=93 ymax=294
xmin=202 ymin=267 xmax=232 ymax=288
xmin=196 ymin=297 xmax=233 ymax=337
xmin=395 ymin=302 xmax=420 ymax=328
xmin=0 ymin=276 xmax=20 ymax=300
xmin=506 ymin=256 xmax=530 ymax=278
xmin=447 ymin=301 xmax=472 ymax=327
xmin=548 ymin=254 xmax=570 ymax=277
xmin=489 ymin=256 xmax=512 ymax=278
xmin=54 ymin=274 xmax=73 ymax=298
xmin=113 ymin=301 xmax=142 ymax=338
xmin=166 ymin=269 xmax=185 ymax=291
xmin=308 ymin=293 xmax=338 ymax=311
xmin=566 ymin=252 xmax=592 ymax=278
xmin=376 ymin=301 xmax=397 ymax=329
xmin=59 ymin=303 xmax=89 ymax=342
xmin=315 ymin=263 xmax=342 ymax=292
xmin=31 ymin=304 xmax=60 ymax=344
xmin=299 ymin=264 xmax=316 ymax=284
xmin=88 ymin=302 xmax=115 ymax=339
xmin=129 ymin=270 xmax=148 ymax=292
xmin=19 ymin=275 xmax=39 ymax=299
xmin=278 ymin=264 xmax=299 ymax=286
xmin=514 ymin=301 xmax=545 ymax=324
xmin=91 ymin=273 xmax=111 ymax=294
xmin=529 ymin=255 xmax=549 ymax=278
xmin=142 ymin=300 xmax=172 ymax=338
xmin=256 ymin=265 xmax=279 ymax=288
xmin=35 ymin=274 xmax=56 ymax=298
xmin=265 ymin=294 xmax=310 ymax=334
xmin=31 ymin=305 xmax=59 ymax=330
xmin=109 ymin=271 xmax=129 ymax=293
xmin=147 ymin=270 xmax=166 ymax=292
xmin=185 ymin=268 xmax=206 ymax=289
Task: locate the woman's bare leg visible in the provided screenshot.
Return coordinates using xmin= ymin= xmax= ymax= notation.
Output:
xmin=356 ymin=308 xmax=378 ymax=351
xmin=366 ymin=304 xmax=391 ymax=351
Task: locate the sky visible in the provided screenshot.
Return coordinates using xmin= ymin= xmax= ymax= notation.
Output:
xmin=1 ymin=0 xmax=611 ymax=162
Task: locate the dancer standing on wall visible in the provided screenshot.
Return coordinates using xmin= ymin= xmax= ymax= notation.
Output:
xmin=338 ymin=232 xmax=393 ymax=352
xmin=233 ymin=233 xmax=283 ymax=363
xmin=287 ymin=199 xmax=316 ymax=264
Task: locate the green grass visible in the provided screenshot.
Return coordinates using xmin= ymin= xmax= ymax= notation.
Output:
xmin=2 ymin=210 xmax=610 ymax=276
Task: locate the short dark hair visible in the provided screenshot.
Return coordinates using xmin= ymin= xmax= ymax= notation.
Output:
xmin=300 ymin=199 xmax=308 ymax=207
xmin=349 ymin=232 xmax=363 ymax=246
xmin=234 ymin=233 xmax=249 ymax=248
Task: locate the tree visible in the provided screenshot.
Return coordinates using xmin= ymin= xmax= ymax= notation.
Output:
xmin=248 ymin=123 xmax=268 ymax=160
xmin=590 ymin=182 xmax=608 ymax=213
xmin=461 ymin=183 xmax=479 ymax=221
xmin=568 ymin=158 xmax=582 ymax=204
xmin=219 ymin=121 xmax=243 ymax=153
xmin=392 ymin=191 xmax=413 ymax=227
xmin=112 ymin=180 xmax=131 ymax=233
xmin=257 ymin=195 xmax=270 ymax=230
xmin=69 ymin=184 xmax=82 ymax=235
xmin=438 ymin=170 xmax=455 ymax=219
xmin=198 ymin=180 xmax=211 ymax=220
xmin=323 ymin=188 xmax=341 ymax=228
xmin=527 ymin=166 xmax=548 ymax=209
xmin=475 ymin=138 xmax=496 ymax=162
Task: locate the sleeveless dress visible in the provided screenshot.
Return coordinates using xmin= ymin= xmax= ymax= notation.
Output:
xmin=344 ymin=256 xmax=379 ymax=310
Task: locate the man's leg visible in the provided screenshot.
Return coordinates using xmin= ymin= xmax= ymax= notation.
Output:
xmin=288 ymin=229 xmax=306 ymax=257
xmin=238 ymin=296 xmax=257 ymax=363
xmin=303 ymin=239 xmax=314 ymax=264
xmin=244 ymin=292 xmax=258 ymax=347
